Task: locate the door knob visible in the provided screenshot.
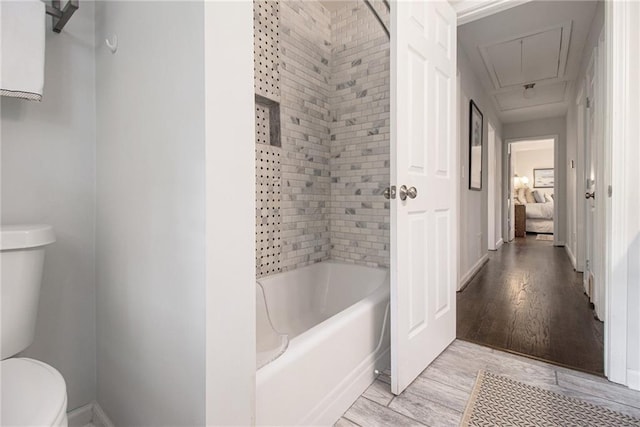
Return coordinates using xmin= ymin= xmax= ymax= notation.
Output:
xmin=585 ymin=191 xmax=595 ymax=199
xmin=399 ymin=185 xmax=418 ymax=201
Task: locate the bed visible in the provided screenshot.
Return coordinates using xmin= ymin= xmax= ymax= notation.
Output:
xmin=514 ymin=188 xmax=554 ymax=234
xmin=525 ymin=201 xmax=554 ymax=233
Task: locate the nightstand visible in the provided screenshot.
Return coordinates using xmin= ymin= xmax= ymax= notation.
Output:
xmin=515 ymin=204 xmax=526 ymax=237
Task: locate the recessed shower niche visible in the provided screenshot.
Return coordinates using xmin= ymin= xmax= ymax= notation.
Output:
xmin=254 ymin=95 xmax=281 ymax=148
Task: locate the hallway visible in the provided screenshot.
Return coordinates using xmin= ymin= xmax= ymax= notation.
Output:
xmin=457 ymin=236 xmax=604 ymax=374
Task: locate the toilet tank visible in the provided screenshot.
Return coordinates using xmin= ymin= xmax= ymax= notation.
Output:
xmin=1 ymin=225 xmax=55 ymax=360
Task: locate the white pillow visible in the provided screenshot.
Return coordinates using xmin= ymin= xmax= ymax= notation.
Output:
xmin=524 ymin=188 xmax=536 ymax=204
xmin=532 ymin=190 xmax=545 ymax=203
xmin=544 ymin=193 xmax=553 ymax=203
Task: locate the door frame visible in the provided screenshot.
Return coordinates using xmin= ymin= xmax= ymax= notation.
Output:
xmin=487 ymin=122 xmax=502 ymax=250
xmin=583 ymin=47 xmax=598 ymax=307
xmin=504 ymin=135 xmax=558 ymax=244
xmin=604 ymin=0 xmax=636 ymax=388
xmin=574 ymin=86 xmax=586 ymax=274
xmin=205 ymin=2 xmax=256 ymax=425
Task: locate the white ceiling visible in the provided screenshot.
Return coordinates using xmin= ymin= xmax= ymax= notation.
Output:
xmin=458 ymin=1 xmax=598 ymax=123
xmin=511 ymin=139 xmax=555 ymax=152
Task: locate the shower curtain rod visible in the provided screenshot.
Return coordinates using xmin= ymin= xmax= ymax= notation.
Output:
xmin=45 ymin=0 xmax=78 ymax=33
xmin=363 ymin=0 xmax=390 ymax=39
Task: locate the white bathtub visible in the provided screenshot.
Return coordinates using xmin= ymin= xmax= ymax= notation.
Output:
xmin=256 ymin=261 xmax=390 ymax=426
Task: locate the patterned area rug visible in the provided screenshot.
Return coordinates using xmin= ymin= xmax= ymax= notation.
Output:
xmin=536 ymin=234 xmax=554 ymax=241
xmin=461 ymin=370 xmax=640 ymax=426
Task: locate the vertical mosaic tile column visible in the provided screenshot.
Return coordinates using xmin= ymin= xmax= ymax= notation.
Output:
xmin=254 ymin=0 xmax=282 ymax=278
xmin=253 ymin=0 xmax=280 ymax=103
xmin=256 ymin=145 xmax=282 ymax=277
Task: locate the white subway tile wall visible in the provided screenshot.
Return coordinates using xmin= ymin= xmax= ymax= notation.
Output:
xmin=329 ymin=2 xmax=390 ymax=268
xmin=279 ymin=0 xmax=333 ymax=271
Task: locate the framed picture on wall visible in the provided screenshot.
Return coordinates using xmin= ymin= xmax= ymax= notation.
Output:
xmin=468 ymin=100 xmax=483 ymax=190
xmin=534 ymin=168 xmax=554 ymax=188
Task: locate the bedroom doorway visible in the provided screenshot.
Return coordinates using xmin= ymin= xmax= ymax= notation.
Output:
xmin=508 ymin=137 xmax=557 ymax=243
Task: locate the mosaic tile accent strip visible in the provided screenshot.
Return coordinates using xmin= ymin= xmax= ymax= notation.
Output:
xmin=329 ymin=2 xmax=390 ymax=268
xmin=256 ymin=145 xmax=282 ymax=277
xmin=253 ymin=0 xmax=280 ymax=101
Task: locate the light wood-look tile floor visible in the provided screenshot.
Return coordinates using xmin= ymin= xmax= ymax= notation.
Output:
xmin=336 ymin=340 xmax=640 ymax=426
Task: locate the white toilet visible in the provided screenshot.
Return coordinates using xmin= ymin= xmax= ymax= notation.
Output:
xmin=1 ymin=224 xmax=68 ymax=427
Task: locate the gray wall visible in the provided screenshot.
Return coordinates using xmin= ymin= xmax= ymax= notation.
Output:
xmin=457 ymin=41 xmax=503 ymax=287
xmin=94 ymin=2 xmax=206 ymax=425
xmin=503 ymin=117 xmax=568 ymax=244
xmin=1 ymin=3 xmax=96 ymax=411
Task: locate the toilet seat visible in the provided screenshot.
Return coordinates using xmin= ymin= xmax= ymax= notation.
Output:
xmin=1 ymin=358 xmax=68 ymax=427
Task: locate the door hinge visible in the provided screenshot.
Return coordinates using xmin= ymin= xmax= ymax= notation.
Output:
xmin=608 ymin=185 xmax=612 ymax=197
xmin=586 ymin=97 xmax=591 ymax=108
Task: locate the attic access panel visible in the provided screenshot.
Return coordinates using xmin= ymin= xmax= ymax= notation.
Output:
xmin=479 ymin=21 xmax=572 ymax=89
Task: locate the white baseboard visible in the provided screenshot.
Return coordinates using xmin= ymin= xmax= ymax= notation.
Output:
xmin=67 ymin=404 xmax=93 ymax=427
xmin=68 ymin=403 xmax=115 ymax=427
xmin=495 ymin=238 xmax=504 ymax=250
xmin=628 ymin=369 xmax=640 ymax=391
xmin=93 ymin=403 xmax=115 ymax=427
xmin=565 ymin=245 xmax=577 ymax=270
xmin=458 ymin=254 xmax=489 ymax=291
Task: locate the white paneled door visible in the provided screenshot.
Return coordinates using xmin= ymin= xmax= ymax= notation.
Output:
xmin=390 ymin=1 xmax=457 ymax=395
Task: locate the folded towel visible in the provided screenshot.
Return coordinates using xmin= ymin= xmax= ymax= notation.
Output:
xmin=1 ymin=0 xmax=46 ymax=101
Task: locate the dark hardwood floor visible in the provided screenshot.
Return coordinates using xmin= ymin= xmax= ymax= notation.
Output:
xmin=457 ymin=235 xmax=604 ymax=374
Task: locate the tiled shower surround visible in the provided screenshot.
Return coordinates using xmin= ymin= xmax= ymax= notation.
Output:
xmin=254 ymin=0 xmax=390 ymax=277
